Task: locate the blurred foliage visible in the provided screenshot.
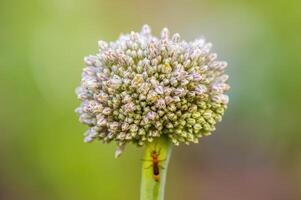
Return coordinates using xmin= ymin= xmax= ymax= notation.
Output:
xmin=0 ymin=0 xmax=301 ymax=199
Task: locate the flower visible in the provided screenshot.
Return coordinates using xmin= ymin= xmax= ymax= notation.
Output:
xmin=76 ymin=25 xmax=230 ymax=157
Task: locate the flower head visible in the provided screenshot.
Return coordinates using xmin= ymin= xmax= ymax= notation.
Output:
xmin=76 ymin=25 xmax=230 ymax=157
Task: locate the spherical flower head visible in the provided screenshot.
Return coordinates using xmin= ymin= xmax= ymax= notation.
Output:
xmin=75 ymin=25 xmax=230 ymax=157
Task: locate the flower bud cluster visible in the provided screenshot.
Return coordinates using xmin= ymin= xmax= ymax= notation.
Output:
xmin=76 ymin=25 xmax=230 ymax=156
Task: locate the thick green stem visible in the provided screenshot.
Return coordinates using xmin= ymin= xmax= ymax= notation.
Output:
xmin=140 ymin=136 xmax=173 ymax=200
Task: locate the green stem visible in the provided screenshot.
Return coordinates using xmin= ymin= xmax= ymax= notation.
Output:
xmin=140 ymin=136 xmax=173 ymax=200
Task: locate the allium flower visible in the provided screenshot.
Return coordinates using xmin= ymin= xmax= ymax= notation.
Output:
xmin=75 ymin=25 xmax=230 ymax=157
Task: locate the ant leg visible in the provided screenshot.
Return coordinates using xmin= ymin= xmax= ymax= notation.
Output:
xmin=142 ymin=159 xmax=152 ymax=162
xmin=144 ymin=164 xmax=153 ymax=169
xmin=158 ymin=147 xmax=161 ymax=155
xmin=159 ymin=164 xmax=165 ymax=169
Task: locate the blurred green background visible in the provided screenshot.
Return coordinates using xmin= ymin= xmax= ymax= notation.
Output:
xmin=1 ymin=0 xmax=301 ymax=199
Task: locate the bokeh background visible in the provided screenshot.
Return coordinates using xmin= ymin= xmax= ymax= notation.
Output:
xmin=1 ymin=0 xmax=301 ymax=199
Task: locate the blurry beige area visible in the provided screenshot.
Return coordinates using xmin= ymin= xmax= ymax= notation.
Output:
xmin=1 ymin=0 xmax=301 ymax=199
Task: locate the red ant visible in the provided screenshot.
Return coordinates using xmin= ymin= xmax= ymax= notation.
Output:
xmin=144 ymin=146 xmax=165 ymax=182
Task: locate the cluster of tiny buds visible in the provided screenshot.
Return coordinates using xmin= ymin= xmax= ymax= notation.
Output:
xmin=75 ymin=25 xmax=230 ymax=157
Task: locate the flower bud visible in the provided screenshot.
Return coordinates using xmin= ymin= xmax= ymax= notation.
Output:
xmin=76 ymin=25 xmax=230 ymax=156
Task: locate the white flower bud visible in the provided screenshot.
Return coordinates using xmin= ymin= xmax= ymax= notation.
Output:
xmin=172 ymin=33 xmax=181 ymax=43
xmin=102 ymin=107 xmax=112 ymax=115
xmin=195 ymin=85 xmax=208 ymax=95
xmin=98 ymin=40 xmax=108 ymax=50
xmin=161 ymin=27 xmax=169 ymax=40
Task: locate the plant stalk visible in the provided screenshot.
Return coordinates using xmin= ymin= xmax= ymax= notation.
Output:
xmin=140 ymin=136 xmax=173 ymax=200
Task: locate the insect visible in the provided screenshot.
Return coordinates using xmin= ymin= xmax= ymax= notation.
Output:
xmin=144 ymin=147 xmax=165 ymax=182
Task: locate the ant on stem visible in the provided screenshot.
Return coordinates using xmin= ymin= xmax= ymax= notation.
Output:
xmin=144 ymin=144 xmax=165 ymax=182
